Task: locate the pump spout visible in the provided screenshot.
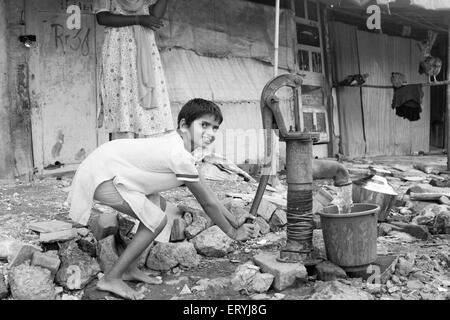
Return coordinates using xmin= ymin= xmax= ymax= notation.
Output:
xmin=313 ymin=159 xmax=352 ymax=187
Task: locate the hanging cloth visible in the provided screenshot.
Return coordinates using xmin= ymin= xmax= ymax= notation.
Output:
xmin=117 ymin=0 xmax=157 ymax=109
xmin=391 ymin=84 xmax=424 ymax=122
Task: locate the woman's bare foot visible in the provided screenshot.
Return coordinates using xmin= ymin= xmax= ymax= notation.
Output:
xmin=97 ymin=276 xmax=145 ymax=300
xmin=122 ymin=267 xmax=163 ymax=284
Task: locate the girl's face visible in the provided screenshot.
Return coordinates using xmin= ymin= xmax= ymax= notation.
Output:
xmin=181 ymin=114 xmax=220 ymax=151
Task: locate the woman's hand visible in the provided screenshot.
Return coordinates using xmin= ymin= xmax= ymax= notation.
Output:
xmin=230 ymin=212 xmax=255 ymax=229
xmin=232 ymin=223 xmax=257 ymax=241
xmin=137 ymin=14 xmax=164 ymax=30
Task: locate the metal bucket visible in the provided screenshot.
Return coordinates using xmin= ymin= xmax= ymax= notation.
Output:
xmin=352 ymin=175 xmax=397 ymax=222
xmin=319 ymin=203 xmax=379 ymax=269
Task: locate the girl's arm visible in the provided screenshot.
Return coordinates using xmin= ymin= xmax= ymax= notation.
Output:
xmin=96 ymin=11 xmax=163 ymax=29
xmin=149 ymin=0 xmax=169 ymax=19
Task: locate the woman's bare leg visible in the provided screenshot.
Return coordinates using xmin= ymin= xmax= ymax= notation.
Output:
xmin=97 ymin=216 xmax=167 ymax=300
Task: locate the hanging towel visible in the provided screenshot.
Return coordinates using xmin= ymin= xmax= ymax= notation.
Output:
xmin=391 ymin=84 xmax=423 ymax=122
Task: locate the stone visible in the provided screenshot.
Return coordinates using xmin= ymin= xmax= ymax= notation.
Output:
xmin=39 ymin=229 xmax=78 ymax=243
xmin=77 ymin=234 xmax=98 ymax=257
xmin=0 ymin=239 xmax=23 ymax=261
xmin=255 ymin=217 xmax=270 ymax=235
xmin=31 ymin=251 xmax=61 ymax=276
xmin=170 ymin=218 xmax=187 ymax=242
xmin=309 ymin=280 xmax=374 ymax=300
xmin=76 ymin=228 xmax=90 ymax=237
xmin=8 ymin=243 xmax=43 ymax=268
xmin=185 ymin=216 xmax=210 ymax=240
xmin=146 ymin=241 xmax=200 ymax=271
xmin=28 ymin=220 xmax=73 ymax=234
xmin=315 ymin=261 xmax=347 ymax=281
xmin=269 ymin=210 xmax=287 ymax=232
xmin=251 ymin=273 xmax=275 ymax=294
xmin=434 ymin=211 xmax=450 ymax=234
xmin=407 ymin=279 xmax=424 ymax=290
xmin=439 ymin=196 xmax=450 ymax=205
xmin=190 ymin=226 xmax=234 ymax=258
xmin=408 ymin=201 xmax=434 ymax=215
xmin=396 ymin=257 xmax=414 ymax=277
xmin=312 ymin=229 xmax=326 ymax=259
xmin=89 ymin=212 xmax=119 ymax=241
xmin=388 ymin=221 xmax=430 ymax=240
xmin=0 ymin=275 xmax=8 ymax=299
xmin=412 ymin=204 xmax=450 ymax=225
xmin=178 ymin=200 xmax=213 ymax=225
xmin=183 ymin=212 xmax=193 ymax=226
xmin=256 ymin=198 xmax=277 ymax=222
xmin=117 ymin=214 xmax=136 ymax=239
xmin=55 ymin=240 xmax=101 ymax=290
xmin=253 ymin=252 xmax=307 ymax=291
xmin=231 ymin=263 xmax=260 ymax=292
xmin=96 ymin=235 xmax=119 ymax=274
xmin=387 ymin=231 xmax=416 ymax=242
xmin=9 ymin=264 xmax=56 ymax=300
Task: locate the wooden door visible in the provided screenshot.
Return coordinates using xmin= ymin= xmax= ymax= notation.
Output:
xmin=26 ymin=0 xmax=106 ymax=171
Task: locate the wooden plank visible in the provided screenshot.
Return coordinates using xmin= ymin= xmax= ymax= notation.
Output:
xmin=329 ymin=22 xmax=365 ymax=157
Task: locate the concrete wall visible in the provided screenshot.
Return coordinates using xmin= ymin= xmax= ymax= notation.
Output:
xmin=0 ymin=0 xmax=15 ymax=180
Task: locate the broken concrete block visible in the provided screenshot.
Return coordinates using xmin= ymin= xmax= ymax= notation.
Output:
xmin=89 ymin=213 xmax=119 ymax=241
xmin=55 ymin=240 xmax=101 ymax=290
xmin=77 ymin=234 xmax=98 ymax=257
xmin=185 ymin=216 xmax=209 ymax=240
xmin=407 ymin=279 xmax=424 ymax=290
xmin=118 ymin=214 xmax=136 ymax=239
xmin=0 ymin=275 xmax=8 ymax=299
xmin=434 ymin=211 xmax=450 ymax=234
xmin=269 ymin=209 xmax=287 ymax=232
xmin=8 ymin=243 xmax=43 ymax=268
xmin=230 ymin=263 xmax=274 ymax=294
xmin=0 ymin=239 xmax=23 ymax=261
xmin=395 ymin=257 xmax=414 ymax=277
xmin=255 ymin=217 xmax=270 ymax=235
xmin=190 ymin=226 xmax=234 ymax=258
xmin=39 ymin=228 xmax=78 ymax=243
xmin=96 ymin=235 xmax=119 ymax=274
xmin=252 ymin=273 xmax=275 ymax=294
xmin=28 ymin=220 xmax=72 ymax=234
xmin=146 ymin=241 xmax=200 ymax=271
xmin=31 ymin=252 xmax=61 ymax=276
xmin=9 ymin=264 xmax=56 ymax=300
xmin=309 ymin=280 xmax=373 ymax=300
xmin=256 ymin=198 xmax=278 ymax=222
xmin=389 ymin=221 xmax=430 ymax=240
xmin=253 ymin=252 xmax=307 ymax=291
xmin=76 ymin=228 xmax=90 ymax=237
xmin=315 ymin=261 xmax=347 ymax=281
xmin=170 ymin=218 xmax=187 ymax=242
xmin=412 ymin=204 xmax=446 ymax=225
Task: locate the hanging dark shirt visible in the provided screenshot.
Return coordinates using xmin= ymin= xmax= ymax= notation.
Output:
xmin=391 ymin=84 xmax=424 ymax=122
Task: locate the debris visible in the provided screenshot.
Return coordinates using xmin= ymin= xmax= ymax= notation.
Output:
xmin=309 ymin=280 xmax=373 ymax=300
xmin=395 ymin=257 xmax=414 ymax=277
xmin=407 ymin=279 xmax=424 ymax=290
xmin=28 ymin=220 xmax=73 ymax=234
xmin=184 ymin=216 xmax=210 ymax=240
xmin=230 ymin=262 xmax=274 ymax=294
xmin=386 ymin=221 xmax=430 ymax=240
xmin=39 ymin=228 xmax=78 ymax=243
xmin=0 ymin=239 xmax=23 ymax=261
xmin=315 ymin=261 xmax=347 ymax=281
xmin=412 ymin=204 xmax=449 ymax=226
xmin=31 ymin=251 xmax=61 ymax=277
xmin=55 ymin=240 xmax=101 ymax=290
xmin=439 ymin=196 xmax=450 ymax=205
xmin=256 ymin=199 xmax=278 ymax=222
xmin=77 ymin=234 xmax=98 ymax=257
xmin=76 ymin=228 xmax=90 ymax=237
xmin=170 ymin=218 xmax=187 ymax=242
xmin=89 ymin=212 xmax=119 ymax=241
xmin=190 ymin=226 xmax=234 ymax=258
xmin=387 ymin=231 xmax=416 ymax=242
xmin=146 ymin=241 xmax=200 ymax=271
xmin=253 ymin=252 xmax=307 ymax=291
xmin=9 ymin=264 xmax=56 ymax=300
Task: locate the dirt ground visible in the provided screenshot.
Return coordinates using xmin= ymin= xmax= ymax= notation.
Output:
xmin=1 ymin=155 xmax=450 ymax=300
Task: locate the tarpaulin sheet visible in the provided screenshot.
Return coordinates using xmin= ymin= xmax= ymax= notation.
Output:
xmin=156 ymin=0 xmax=296 ymax=70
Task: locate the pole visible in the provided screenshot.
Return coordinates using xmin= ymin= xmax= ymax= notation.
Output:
xmin=274 ymin=0 xmax=280 ymax=77
xmin=447 ymin=26 xmax=450 ymax=170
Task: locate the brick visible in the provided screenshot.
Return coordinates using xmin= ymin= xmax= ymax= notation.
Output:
xmin=39 ymin=228 xmax=78 ymax=243
xmin=253 ymin=252 xmax=307 ymax=291
xmin=31 ymin=252 xmax=61 ymax=276
xmin=256 ymin=198 xmax=277 ymax=222
xmin=28 ymin=220 xmax=72 ymax=234
xmin=170 ymin=218 xmax=187 ymax=242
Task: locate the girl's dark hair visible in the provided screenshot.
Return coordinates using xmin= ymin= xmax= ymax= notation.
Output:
xmin=177 ymin=98 xmax=223 ymax=128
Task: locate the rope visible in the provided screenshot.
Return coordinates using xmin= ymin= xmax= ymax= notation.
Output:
xmin=286 ymin=189 xmax=314 ymax=242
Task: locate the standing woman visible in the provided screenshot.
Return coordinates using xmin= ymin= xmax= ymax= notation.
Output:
xmin=94 ymin=0 xmax=174 ymax=140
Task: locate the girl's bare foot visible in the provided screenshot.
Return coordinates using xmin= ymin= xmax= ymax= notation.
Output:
xmin=122 ymin=267 xmax=163 ymax=284
xmin=97 ymin=276 xmax=145 ymax=300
